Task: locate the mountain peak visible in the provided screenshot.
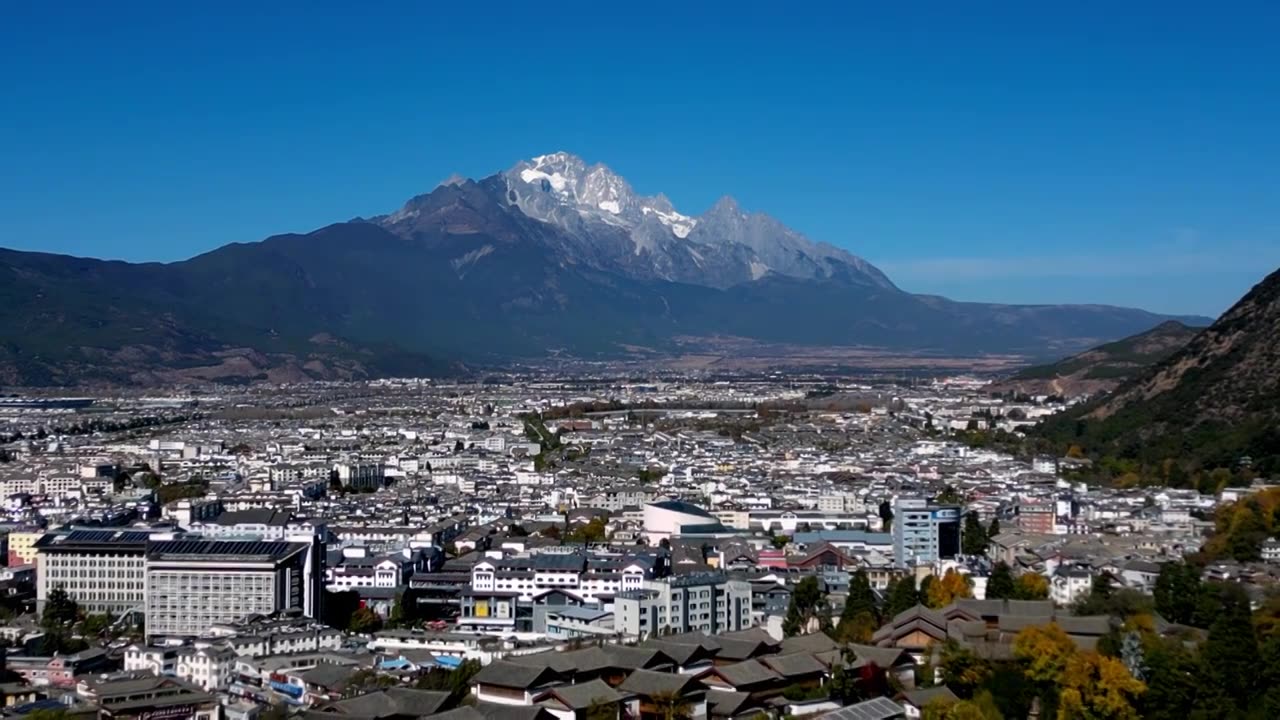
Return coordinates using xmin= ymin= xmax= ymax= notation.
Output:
xmin=708 ymin=195 xmax=742 ymax=216
xmin=438 ymin=173 xmax=468 ymax=188
xmin=495 ymin=152 xmax=895 ymax=289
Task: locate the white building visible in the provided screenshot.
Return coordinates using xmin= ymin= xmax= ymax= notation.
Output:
xmin=144 ymin=537 xmax=321 ymax=639
xmin=35 ymin=528 xmax=173 ymax=615
xmin=614 ymin=572 xmax=753 ymax=639
xmin=1051 ymin=567 xmax=1093 ymax=607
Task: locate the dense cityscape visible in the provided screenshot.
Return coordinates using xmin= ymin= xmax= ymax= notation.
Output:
xmin=0 ymin=372 xmax=1271 ymax=720
xmin=5 ymin=5 xmax=1278 ymax=720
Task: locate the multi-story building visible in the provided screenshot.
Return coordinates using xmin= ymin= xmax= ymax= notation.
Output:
xmin=614 ymin=572 xmax=752 ymax=639
xmin=35 ymin=529 xmax=168 ymax=614
xmin=144 ymin=537 xmax=322 ymax=639
xmin=892 ymin=498 xmax=961 ymax=567
xmin=582 ymin=486 xmax=655 ymax=512
xmin=468 ymin=548 xmax=665 ymax=603
xmin=332 ymin=462 xmax=385 ymax=491
xmin=189 ymin=508 xmax=324 ymax=542
xmin=6 ymin=529 xmax=44 ymax=566
xmin=267 ymin=463 xmax=330 ymax=488
xmin=124 ymin=643 xmax=238 ymax=691
xmin=1016 ymin=501 xmax=1056 ymax=534
xmin=1051 ymin=566 xmax=1094 ymax=606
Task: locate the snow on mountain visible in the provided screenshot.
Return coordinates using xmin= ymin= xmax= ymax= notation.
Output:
xmin=494 ymin=151 xmax=893 ymax=289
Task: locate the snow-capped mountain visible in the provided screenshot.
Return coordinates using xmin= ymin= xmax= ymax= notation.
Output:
xmin=508 ymin=152 xmax=698 ymax=236
xmin=498 ymin=152 xmax=895 ymax=290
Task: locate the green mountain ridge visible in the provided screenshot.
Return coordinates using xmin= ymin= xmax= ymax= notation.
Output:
xmin=1036 ymin=266 xmax=1280 ymax=476
xmin=993 ymin=320 xmax=1203 ymax=397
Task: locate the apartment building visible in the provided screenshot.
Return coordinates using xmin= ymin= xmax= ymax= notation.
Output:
xmin=581 ymin=486 xmax=655 ymax=512
xmin=124 ymin=643 xmax=238 ymax=691
xmin=1017 ymin=501 xmax=1057 ymax=534
xmin=189 ymin=508 xmax=325 ymax=542
xmin=332 ymin=462 xmax=385 ymax=491
xmin=614 ymin=572 xmax=752 ymax=639
xmin=144 ymin=538 xmax=321 ymax=639
xmin=468 ymin=548 xmax=664 ymax=603
xmin=35 ymin=529 xmax=168 ymax=614
xmin=893 ymin=497 xmax=962 ymax=567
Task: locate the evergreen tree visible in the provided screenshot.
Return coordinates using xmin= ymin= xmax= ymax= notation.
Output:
xmin=1153 ymin=562 xmax=1200 ymax=625
xmin=783 ymin=576 xmax=826 ymax=636
xmin=962 ymin=512 xmax=989 ymax=556
xmin=987 ymin=517 xmax=1001 ymax=538
xmin=1142 ymin=637 xmax=1199 ymax=720
xmin=42 ymin=586 xmax=79 ymax=629
xmin=987 ymin=562 xmax=1016 ymax=600
xmin=1072 ymin=572 xmax=1118 ymax=615
xmin=828 ymin=647 xmax=866 ymax=705
xmin=1257 ymin=635 xmax=1280 ymax=718
xmin=838 ymin=570 xmax=879 ymax=635
xmin=885 ymin=575 xmax=921 ymax=618
xmin=1200 ymin=582 xmax=1258 ymax=713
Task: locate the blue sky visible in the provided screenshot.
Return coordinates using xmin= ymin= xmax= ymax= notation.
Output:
xmin=2 ymin=2 xmax=1277 ymax=317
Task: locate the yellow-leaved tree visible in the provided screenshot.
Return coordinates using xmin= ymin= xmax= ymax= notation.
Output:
xmin=926 ymin=568 xmax=975 ymax=608
xmin=1013 ymin=624 xmax=1076 ymax=684
xmin=1058 ymin=651 xmax=1145 ymax=720
xmin=1015 ymin=572 xmax=1050 ymax=600
xmin=1013 ymin=624 xmax=1144 ymax=719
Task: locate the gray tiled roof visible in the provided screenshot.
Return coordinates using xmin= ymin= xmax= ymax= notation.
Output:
xmin=537 ymin=679 xmax=624 ymax=710
xmin=708 ymin=660 xmax=781 ymax=688
xmin=618 ymin=669 xmax=700 ymax=697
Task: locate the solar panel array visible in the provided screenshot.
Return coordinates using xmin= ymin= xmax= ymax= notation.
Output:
xmin=148 ymin=539 xmax=305 ymax=561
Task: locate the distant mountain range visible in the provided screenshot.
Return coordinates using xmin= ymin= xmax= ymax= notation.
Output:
xmin=0 ymin=152 xmax=1213 ymax=385
xmin=1037 ymin=266 xmax=1280 ymax=474
xmin=992 ymin=320 xmax=1204 ymax=398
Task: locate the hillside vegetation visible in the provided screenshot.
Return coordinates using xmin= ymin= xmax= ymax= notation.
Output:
xmin=1035 ymin=267 xmax=1280 ymax=484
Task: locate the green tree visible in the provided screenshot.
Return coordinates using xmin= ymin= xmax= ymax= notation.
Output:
xmin=415 ymin=659 xmax=481 ymax=706
xmin=1199 ymin=582 xmax=1258 ymax=713
xmin=939 ymin=640 xmax=992 ymax=698
xmin=79 ymin=612 xmax=115 ymax=636
xmin=837 ymin=570 xmax=879 ymax=642
xmin=987 ymin=517 xmax=1001 ymax=538
xmin=388 ymin=591 xmax=406 ymax=627
xmin=349 ymin=607 xmax=383 ymax=634
xmin=885 ymin=575 xmax=921 ymax=618
xmin=1153 ymin=562 xmax=1200 ymax=626
xmin=1072 ymin=572 xmax=1118 ymax=615
xmin=987 ymin=562 xmax=1016 ymax=600
xmin=962 ymin=512 xmax=989 ymax=556
xmin=1257 ymin=635 xmax=1280 ymax=718
xmin=42 ymin=586 xmax=79 ymax=629
xmin=828 ymin=647 xmax=867 ymax=705
xmin=1141 ymin=637 xmax=1200 ymax=720
xmin=783 ymin=576 xmax=828 ymax=636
